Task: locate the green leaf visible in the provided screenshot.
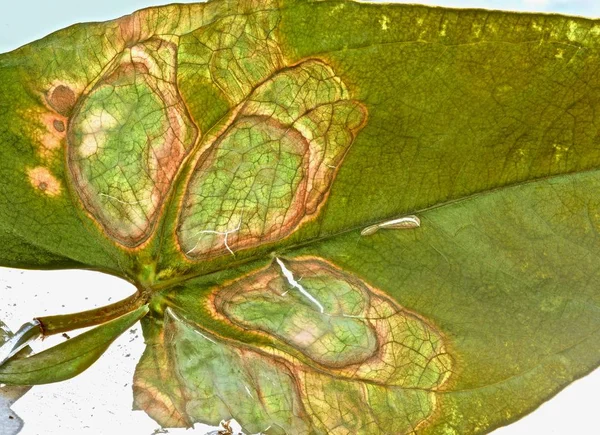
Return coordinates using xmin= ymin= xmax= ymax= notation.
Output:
xmin=1 ymin=0 xmax=600 ymax=433
xmin=0 ymin=306 xmax=148 ymax=385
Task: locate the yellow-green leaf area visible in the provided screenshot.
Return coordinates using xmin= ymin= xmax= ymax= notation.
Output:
xmin=177 ymin=0 xmax=283 ymax=107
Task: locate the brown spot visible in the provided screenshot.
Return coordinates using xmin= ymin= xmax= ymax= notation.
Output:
xmin=27 ymin=167 xmax=61 ymax=197
xmin=53 ymin=120 xmax=65 ymax=132
xmin=47 ymin=85 xmax=76 ymax=116
xmin=37 ymin=113 xmax=65 ymax=158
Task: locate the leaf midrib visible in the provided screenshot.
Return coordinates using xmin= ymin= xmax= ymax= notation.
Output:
xmin=152 ymin=164 xmax=600 ymax=291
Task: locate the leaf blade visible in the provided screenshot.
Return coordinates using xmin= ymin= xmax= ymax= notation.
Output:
xmin=2 ymin=1 xmax=600 ymax=433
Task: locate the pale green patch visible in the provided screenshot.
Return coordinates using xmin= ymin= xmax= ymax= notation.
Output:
xmin=567 ymin=20 xmax=580 ymax=41
xmin=379 ymin=15 xmax=390 ymax=31
xmin=68 ymin=38 xmax=198 ymax=246
xmin=216 ymin=260 xmax=378 ymax=367
xmin=158 ymin=308 xmax=309 ymax=434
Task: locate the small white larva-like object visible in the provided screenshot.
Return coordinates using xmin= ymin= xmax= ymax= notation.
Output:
xmin=360 ymin=224 xmax=381 ymax=236
xmin=379 ymin=215 xmax=421 ymax=230
xmin=361 ymin=215 xmax=421 ymax=236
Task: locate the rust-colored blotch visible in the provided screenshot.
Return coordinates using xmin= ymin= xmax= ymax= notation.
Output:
xmin=53 ymin=119 xmax=66 ymax=132
xmin=47 ymin=85 xmax=76 ymax=116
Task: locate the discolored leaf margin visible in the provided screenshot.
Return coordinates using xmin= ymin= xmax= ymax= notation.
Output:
xmin=0 ymin=0 xmax=599 ymax=434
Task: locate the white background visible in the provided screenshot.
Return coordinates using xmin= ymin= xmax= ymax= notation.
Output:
xmin=1 ymin=1 xmax=599 ymax=434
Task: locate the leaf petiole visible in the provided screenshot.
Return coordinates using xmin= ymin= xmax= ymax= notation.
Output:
xmin=35 ymin=290 xmax=147 ymax=336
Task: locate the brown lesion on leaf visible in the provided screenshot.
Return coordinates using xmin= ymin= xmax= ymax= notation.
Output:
xmin=31 ymin=81 xmax=85 ymax=163
xmin=134 ymin=307 xmax=312 ymax=432
xmin=176 ymin=0 xmax=285 ymax=106
xmin=177 ymin=59 xmax=368 ymax=260
xmin=46 ymin=84 xmax=76 ymax=117
xmin=52 ymin=120 xmax=65 ymax=133
xmin=118 ymin=13 xmax=145 ymax=46
xmin=136 ymin=257 xmax=452 ymax=433
xmin=134 ymin=384 xmax=189 ymax=428
xmin=177 ymin=115 xmax=313 ymax=259
xmin=27 ymin=167 xmax=61 ymax=197
xmin=66 ymin=37 xmax=199 ymax=247
xmin=37 ymin=113 xmax=66 ymax=156
xmin=211 ymin=256 xmax=453 ymax=390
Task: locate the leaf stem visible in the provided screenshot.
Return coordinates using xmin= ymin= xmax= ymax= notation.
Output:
xmin=35 ymin=290 xmax=147 ymax=336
